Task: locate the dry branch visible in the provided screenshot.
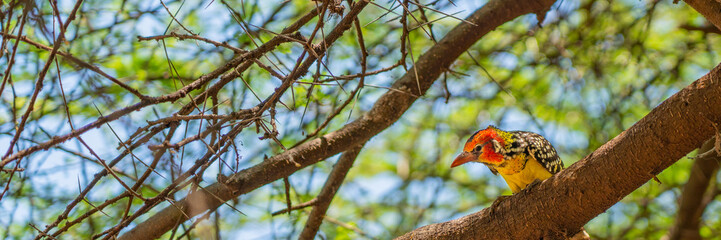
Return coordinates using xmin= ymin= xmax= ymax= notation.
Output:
xmin=30 ymin=7 xmax=323 ymax=238
xmin=0 ymin=31 xmax=299 ymax=166
xmin=396 ymin=60 xmax=721 ymax=239
xmin=0 ymin=32 xmax=147 ymax=99
xmin=118 ymin=0 xmax=558 ymax=238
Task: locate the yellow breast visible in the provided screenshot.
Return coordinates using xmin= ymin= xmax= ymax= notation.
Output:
xmin=497 ymin=155 xmax=553 ymax=193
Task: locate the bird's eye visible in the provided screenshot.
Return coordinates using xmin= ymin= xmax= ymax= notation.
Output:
xmin=473 ymin=145 xmax=483 ymax=152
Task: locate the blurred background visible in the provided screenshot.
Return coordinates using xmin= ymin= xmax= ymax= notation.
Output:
xmin=1 ymin=0 xmax=719 ymax=239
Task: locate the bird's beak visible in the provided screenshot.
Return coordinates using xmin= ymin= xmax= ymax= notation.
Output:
xmin=451 ymin=152 xmax=475 ymax=168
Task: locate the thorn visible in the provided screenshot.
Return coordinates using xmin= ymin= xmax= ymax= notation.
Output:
xmin=652 ymin=176 xmax=662 ymax=184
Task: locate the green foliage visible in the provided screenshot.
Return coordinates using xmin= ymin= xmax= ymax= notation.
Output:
xmin=1 ymin=0 xmax=720 ymax=239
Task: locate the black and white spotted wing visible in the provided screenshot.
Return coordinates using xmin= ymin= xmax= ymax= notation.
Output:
xmin=513 ymin=131 xmax=564 ymax=174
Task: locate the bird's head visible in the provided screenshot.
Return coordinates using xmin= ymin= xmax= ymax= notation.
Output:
xmin=451 ymin=126 xmax=513 ymax=168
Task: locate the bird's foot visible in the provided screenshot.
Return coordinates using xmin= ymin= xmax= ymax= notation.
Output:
xmin=489 ymin=195 xmax=511 ymax=215
xmin=522 ymin=179 xmax=543 ymax=193
xmin=492 ymin=195 xmax=511 ymax=206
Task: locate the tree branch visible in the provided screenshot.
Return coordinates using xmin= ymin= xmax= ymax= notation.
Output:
xmin=299 ymin=143 xmax=365 ymax=239
xmin=396 ymin=62 xmax=721 ymax=239
xmin=682 ymin=0 xmax=721 ymax=31
xmin=271 ymin=198 xmax=319 ymax=216
xmin=667 ymin=138 xmax=720 ymax=240
xmin=117 ymin=0 xmax=558 ymax=238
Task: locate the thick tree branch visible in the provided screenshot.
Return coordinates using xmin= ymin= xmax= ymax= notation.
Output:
xmin=118 ymin=0 xmax=558 ymax=238
xmin=683 ymin=0 xmax=721 ymax=31
xmin=667 ymin=138 xmax=720 ymax=240
xmin=396 ymin=62 xmax=721 ymax=239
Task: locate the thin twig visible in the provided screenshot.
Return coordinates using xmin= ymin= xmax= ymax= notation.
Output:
xmin=2 ymin=0 xmax=84 ymax=160
xmin=0 ymin=32 xmax=148 ymax=99
xmin=137 ymin=32 xmax=245 ymax=53
xmin=271 ymin=198 xmax=319 ymax=216
xmin=159 ymin=0 xmax=195 ymax=34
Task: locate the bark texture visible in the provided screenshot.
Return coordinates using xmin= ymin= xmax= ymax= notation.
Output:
xmin=683 ymin=0 xmax=721 ymax=30
xmin=118 ymin=0 xmax=559 ymax=239
xmin=396 ymin=63 xmax=721 ymax=239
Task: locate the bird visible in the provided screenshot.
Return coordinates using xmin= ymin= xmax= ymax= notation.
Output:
xmin=451 ymin=126 xmax=590 ymax=240
xmin=451 ymin=125 xmax=564 ymax=193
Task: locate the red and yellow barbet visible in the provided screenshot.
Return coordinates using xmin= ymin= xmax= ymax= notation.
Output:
xmin=451 ymin=125 xmax=564 ymax=193
xmin=452 ymin=126 xmax=590 ymax=239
